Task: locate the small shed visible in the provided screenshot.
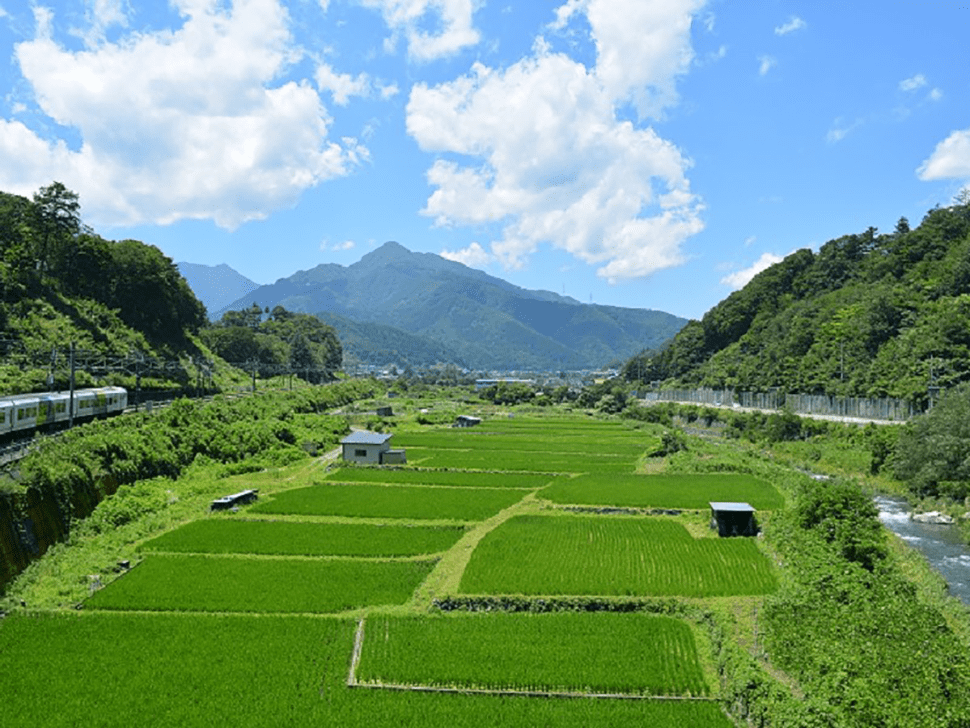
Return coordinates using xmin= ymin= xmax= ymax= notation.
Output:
xmin=454 ymin=415 xmax=482 ymax=428
xmin=709 ymin=502 xmax=758 ymax=537
xmin=376 ymin=406 xmax=394 ymax=417
xmin=341 ymin=431 xmax=395 ymax=464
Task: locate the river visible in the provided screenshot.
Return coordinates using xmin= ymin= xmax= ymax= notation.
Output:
xmin=875 ymin=495 xmax=970 ymax=605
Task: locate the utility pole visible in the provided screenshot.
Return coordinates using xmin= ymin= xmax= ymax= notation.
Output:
xmin=68 ymin=342 xmax=75 ymax=428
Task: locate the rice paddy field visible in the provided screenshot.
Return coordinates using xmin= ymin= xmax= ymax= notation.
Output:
xmin=140 ymin=519 xmax=467 ymax=557
xmin=541 ymin=472 xmax=786 ymax=510
xmin=250 ymin=482 xmax=527 ymax=521
xmin=356 ymin=612 xmax=711 ymax=697
xmin=0 ymin=612 xmax=733 ymax=728
xmin=322 ymin=467 xmax=557 ymax=489
xmin=0 ymin=408 xmax=772 ymax=727
xmin=459 ymin=514 xmax=778 ymax=597
xmin=85 ymin=555 xmax=437 ymax=613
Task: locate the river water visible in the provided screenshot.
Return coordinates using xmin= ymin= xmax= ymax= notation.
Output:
xmin=875 ymin=495 xmax=970 ymax=605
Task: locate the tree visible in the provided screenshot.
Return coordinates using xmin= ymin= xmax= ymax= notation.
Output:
xmin=289 ymin=333 xmax=317 ymax=382
xmin=894 ymin=382 xmax=970 ymax=497
xmin=31 ymin=181 xmax=81 ymax=275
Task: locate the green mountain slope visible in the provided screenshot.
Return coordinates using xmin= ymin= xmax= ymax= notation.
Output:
xmin=0 ymin=184 xmax=233 ymax=394
xmin=627 ymin=200 xmax=970 ymax=404
xmin=216 ymin=241 xmax=686 ymax=369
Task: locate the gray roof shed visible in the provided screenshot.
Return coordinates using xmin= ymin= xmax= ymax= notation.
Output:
xmin=341 ymin=431 xmax=394 ymax=446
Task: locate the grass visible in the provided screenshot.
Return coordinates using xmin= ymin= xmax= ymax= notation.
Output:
xmin=86 ymin=555 xmax=437 ymax=613
xmin=356 ymin=612 xmax=711 ymax=697
xmin=251 ymin=482 xmax=528 ymax=521
xmin=0 ymin=612 xmax=733 ymax=728
xmin=459 ymin=514 xmax=778 ymax=598
xmin=139 ymin=519 xmax=467 ymax=557
xmin=541 ymin=473 xmax=786 ymax=510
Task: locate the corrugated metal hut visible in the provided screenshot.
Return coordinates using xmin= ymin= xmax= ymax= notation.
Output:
xmin=709 ymin=502 xmax=757 ymax=537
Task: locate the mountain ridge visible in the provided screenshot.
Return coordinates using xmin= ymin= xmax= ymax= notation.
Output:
xmin=209 ymin=241 xmax=685 ymax=370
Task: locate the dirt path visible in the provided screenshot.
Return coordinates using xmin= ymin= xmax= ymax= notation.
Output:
xmin=408 ymin=490 xmax=544 ymax=610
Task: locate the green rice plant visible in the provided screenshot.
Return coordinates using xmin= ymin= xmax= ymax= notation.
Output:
xmin=0 ymin=612 xmax=733 ymax=727
xmin=251 ymin=483 xmax=527 ymax=521
xmin=459 ymin=515 xmax=777 ymax=597
xmin=395 ymin=432 xmax=650 ymax=457
xmin=404 ymin=448 xmax=636 ymax=474
xmin=323 ymin=467 xmax=557 ymax=489
xmin=140 ymin=519 xmax=466 ymax=557
xmin=86 ymin=555 xmax=436 ymax=613
xmin=357 ymin=612 xmax=711 ymax=697
xmin=542 ymin=473 xmax=786 ymax=510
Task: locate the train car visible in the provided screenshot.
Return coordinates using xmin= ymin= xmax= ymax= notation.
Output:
xmin=0 ymin=398 xmax=13 ymax=437
xmin=9 ymin=395 xmax=41 ymax=435
xmin=0 ymin=387 xmax=128 ymax=440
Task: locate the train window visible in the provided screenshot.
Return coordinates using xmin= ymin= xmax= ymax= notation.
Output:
xmin=17 ymin=408 xmax=23 ymax=419
xmin=0 ymin=411 xmax=5 ymax=423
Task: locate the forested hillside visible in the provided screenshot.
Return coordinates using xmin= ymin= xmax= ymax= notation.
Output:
xmin=0 ymin=183 xmax=223 ymax=394
xmin=625 ymin=196 xmax=970 ymax=405
xmin=203 ymin=303 xmax=341 ymax=382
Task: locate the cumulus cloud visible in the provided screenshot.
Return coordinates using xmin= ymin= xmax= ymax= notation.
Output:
xmin=360 ymin=0 xmax=481 ymax=61
xmin=721 ymin=252 xmax=784 ymax=289
xmin=918 ymin=129 xmax=970 ymax=180
xmin=1 ymin=0 xmax=364 ymax=229
xmin=774 ymin=16 xmax=805 ymax=35
xmin=899 ymin=73 xmax=927 ymax=92
xmin=407 ymin=0 xmax=706 ymax=282
xmin=315 ymin=63 xmax=371 ymax=105
xmin=758 ymin=55 xmax=776 ymax=76
xmin=440 ymin=241 xmax=493 ymax=268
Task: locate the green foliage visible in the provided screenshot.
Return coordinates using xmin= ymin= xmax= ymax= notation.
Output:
xmin=479 ymin=381 xmax=535 ymax=405
xmin=894 ymin=382 xmax=970 ymax=496
xmin=632 ymin=199 xmax=970 ymax=401
xmin=203 ymin=305 xmax=341 ymax=380
xmin=764 ymin=475 xmax=970 ymax=728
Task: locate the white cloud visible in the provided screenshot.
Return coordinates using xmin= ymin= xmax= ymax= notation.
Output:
xmin=2 ymin=0 xmax=364 ymax=229
xmin=585 ymin=0 xmax=704 ymax=119
xmin=899 ymin=73 xmax=927 ymax=92
xmin=929 ymin=88 xmax=943 ymax=102
xmin=758 ymin=55 xmax=776 ymax=76
xmin=826 ymin=118 xmax=861 ymax=143
xmin=361 ymin=0 xmax=481 ymax=61
xmin=721 ymin=252 xmax=784 ymax=289
xmin=315 ymin=63 xmax=370 ymax=105
xmin=440 ymin=241 xmax=492 ymax=268
xmin=335 ymin=239 xmax=356 ymax=250
xmin=407 ymin=0 xmax=705 ymax=283
xmin=918 ymin=129 xmax=970 ymax=180
xmin=774 ymin=16 xmax=805 ymax=35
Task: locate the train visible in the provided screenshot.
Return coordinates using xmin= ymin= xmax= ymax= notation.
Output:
xmin=0 ymin=386 xmax=127 ymax=438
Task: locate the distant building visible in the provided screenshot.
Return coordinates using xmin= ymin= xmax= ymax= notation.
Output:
xmin=454 ymin=415 xmax=482 ymax=428
xmin=709 ymin=502 xmax=758 ymax=537
xmin=376 ymin=406 xmax=394 ymax=417
xmin=340 ymin=431 xmax=405 ymax=465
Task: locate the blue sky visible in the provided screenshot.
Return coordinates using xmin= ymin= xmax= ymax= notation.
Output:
xmin=1 ymin=0 xmax=968 ymax=320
